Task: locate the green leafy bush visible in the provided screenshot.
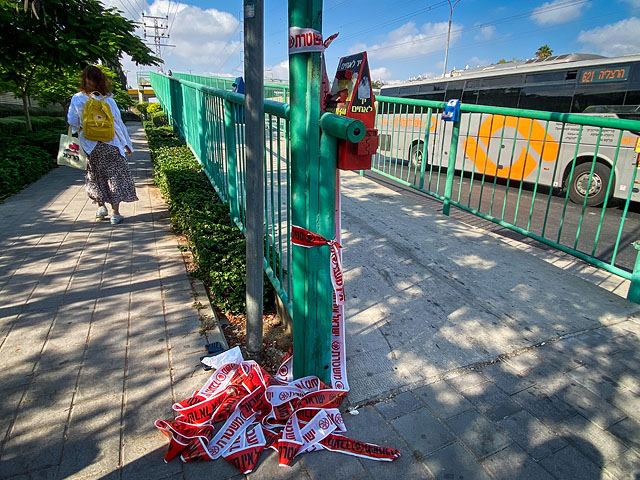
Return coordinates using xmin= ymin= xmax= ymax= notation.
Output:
xmin=145 ymin=122 xmax=272 ymax=315
xmin=121 ymin=110 xmax=140 ymax=122
xmin=136 ymin=102 xmax=148 ymax=120
xmin=151 ymin=111 xmax=168 ymax=126
xmin=0 ymin=103 xmax=64 ymax=118
xmin=13 ymin=127 xmax=61 ymax=156
xmin=0 ymin=115 xmax=65 ymax=134
xmin=0 ymin=144 xmax=56 ymax=200
xmin=147 ymin=103 xmax=163 ymax=114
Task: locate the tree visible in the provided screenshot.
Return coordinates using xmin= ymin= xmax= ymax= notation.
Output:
xmin=0 ymin=0 xmax=160 ymax=131
xmin=497 ymin=57 xmax=521 ymax=64
xmin=536 ymin=45 xmax=553 ymax=59
xmin=35 ymin=64 xmax=133 ymax=115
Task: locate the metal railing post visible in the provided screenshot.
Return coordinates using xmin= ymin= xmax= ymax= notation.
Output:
xmin=442 ymin=117 xmax=460 ymax=216
xmin=627 ymin=241 xmax=640 ymax=303
xmin=289 ymin=0 xmax=331 ymax=382
xmin=224 ymin=100 xmax=240 ymax=226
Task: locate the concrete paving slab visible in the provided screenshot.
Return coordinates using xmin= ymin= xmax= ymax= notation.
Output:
xmin=340 ymin=171 xmax=640 ymax=404
xmin=0 ymin=123 xmax=225 ymax=479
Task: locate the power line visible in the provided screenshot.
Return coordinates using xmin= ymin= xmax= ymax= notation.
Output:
xmin=335 ymin=0 xmax=450 ymax=43
xmin=388 ymin=5 xmax=620 ymax=71
xmin=364 ymin=0 xmax=591 ymax=55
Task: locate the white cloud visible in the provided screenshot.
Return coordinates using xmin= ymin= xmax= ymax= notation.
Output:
xmin=265 ymin=60 xmax=289 ymax=82
xmin=466 ymin=56 xmax=490 ymax=68
xmin=114 ymin=1 xmax=243 ymax=87
xmin=531 ymin=0 xmax=589 ymax=25
xmin=350 ymin=21 xmax=462 ymax=61
xmin=370 ymin=67 xmax=393 ymax=81
xmin=578 ymin=17 xmax=640 ymax=56
xmin=474 ymin=25 xmax=495 ymax=41
xmin=620 ymin=0 xmax=640 ymax=7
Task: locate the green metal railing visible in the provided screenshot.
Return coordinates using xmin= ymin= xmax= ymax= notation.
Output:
xmin=374 ymin=95 xmax=640 ymax=300
xmin=172 ymin=72 xmax=290 ymax=103
xmin=152 ymin=72 xmax=293 ymax=313
xmin=151 ymin=72 xmax=363 ymax=326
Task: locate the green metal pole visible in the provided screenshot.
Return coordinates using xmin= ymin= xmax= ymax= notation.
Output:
xmin=224 ymin=101 xmax=239 ymax=226
xmin=289 ymin=0 xmax=331 ymax=382
xmin=442 ymin=118 xmax=460 ymax=216
xmin=627 ymin=241 xmax=640 ymax=304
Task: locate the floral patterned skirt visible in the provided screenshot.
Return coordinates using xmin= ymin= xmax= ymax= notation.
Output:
xmin=85 ymin=143 xmax=138 ymax=205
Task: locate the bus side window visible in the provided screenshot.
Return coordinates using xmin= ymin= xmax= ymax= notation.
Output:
xmin=462 ymin=90 xmax=478 ymax=104
xmin=519 ymin=84 xmax=573 ymax=112
xmin=572 ymin=85 xmax=626 ymax=113
xmin=478 ymin=87 xmax=521 ymax=108
xmin=445 ymin=80 xmax=464 ymax=102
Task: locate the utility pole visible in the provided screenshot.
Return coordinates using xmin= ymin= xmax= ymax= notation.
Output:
xmin=142 ymin=13 xmax=175 ymax=69
xmin=244 ymin=0 xmax=265 ymax=362
xmin=442 ymin=0 xmax=461 ymax=77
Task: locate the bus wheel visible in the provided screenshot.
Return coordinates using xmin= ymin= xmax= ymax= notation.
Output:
xmin=568 ymin=162 xmax=611 ymax=207
xmin=409 ymin=141 xmax=426 ymax=169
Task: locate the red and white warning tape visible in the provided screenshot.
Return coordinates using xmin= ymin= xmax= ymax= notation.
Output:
xmin=155 ymin=220 xmax=401 ymax=472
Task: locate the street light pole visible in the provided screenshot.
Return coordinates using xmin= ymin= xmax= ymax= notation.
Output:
xmin=442 ymin=0 xmax=461 ymax=77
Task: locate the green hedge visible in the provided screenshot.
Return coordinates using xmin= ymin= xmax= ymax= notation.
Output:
xmin=144 ymin=121 xmax=272 ymax=315
xmin=151 ymin=111 xmax=168 ymax=126
xmin=0 ymin=103 xmax=64 ymax=118
xmin=121 ymin=110 xmax=141 ymax=122
xmin=0 ymin=126 xmax=63 ymax=200
xmin=0 ymin=116 xmax=66 ymax=134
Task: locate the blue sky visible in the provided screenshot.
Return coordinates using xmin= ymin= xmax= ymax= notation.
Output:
xmin=106 ymin=0 xmax=640 ymax=87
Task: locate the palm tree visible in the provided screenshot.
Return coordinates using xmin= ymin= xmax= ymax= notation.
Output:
xmin=536 ymin=45 xmax=553 ymax=59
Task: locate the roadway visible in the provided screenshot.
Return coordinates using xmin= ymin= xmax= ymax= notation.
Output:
xmin=367 ymin=162 xmax=640 ymax=274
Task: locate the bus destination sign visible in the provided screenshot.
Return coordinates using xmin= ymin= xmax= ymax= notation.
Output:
xmin=579 ymin=66 xmax=630 ymax=84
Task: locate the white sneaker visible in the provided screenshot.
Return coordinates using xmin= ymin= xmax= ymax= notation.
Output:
xmin=96 ymin=206 xmax=108 ymax=219
xmin=110 ymin=214 xmax=123 ymax=225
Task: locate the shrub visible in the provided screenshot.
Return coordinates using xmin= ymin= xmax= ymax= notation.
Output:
xmin=121 ymin=110 xmax=141 ymax=122
xmin=151 ymin=111 xmax=169 ymax=126
xmin=0 ymin=103 xmax=64 ymax=118
xmin=0 ymin=116 xmax=65 ymax=134
xmin=13 ymin=127 xmax=62 ymax=156
xmin=136 ymin=102 xmax=148 ymax=120
xmin=147 ymin=103 xmax=163 ymax=114
xmin=0 ymin=144 xmax=55 ymax=199
xmin=145 ymin=122 xmax=273 ymax=315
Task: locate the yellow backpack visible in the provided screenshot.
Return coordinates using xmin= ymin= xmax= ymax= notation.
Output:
xmin=82 ymin=92 xmax=115 ymax=142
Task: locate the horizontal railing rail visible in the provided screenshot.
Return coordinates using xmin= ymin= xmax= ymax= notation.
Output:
xmin=150 ymin=72 xmax=360 ymax=315
xmin=373 ymin=95 xmax=640 ymax=297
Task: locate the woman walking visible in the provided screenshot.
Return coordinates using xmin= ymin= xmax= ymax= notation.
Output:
xmin=67 ymin=65 xmax=138 ymax=225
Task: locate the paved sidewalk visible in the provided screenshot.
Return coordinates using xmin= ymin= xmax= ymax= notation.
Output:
xmin=1 ymin=123 xmax=640 ymax=480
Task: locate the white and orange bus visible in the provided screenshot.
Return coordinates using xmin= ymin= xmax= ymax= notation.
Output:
xmin=377 ymin=53 xmax=640 ymax=206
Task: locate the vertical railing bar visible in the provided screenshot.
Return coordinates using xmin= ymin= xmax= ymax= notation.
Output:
xmin=527 ymin=121 xmax=551 ymax=232
xmin=573 ymin=127 xmax=603 ymax=251
xmin=501 ymin=116 xmax=521 ymax=221
xmin=477 ymin=114 xmax=496 ymax=211
xmin=467 ymin=112 xmax=484 ymax=207
xmin=592 ymin=131 xmax=623 ymax=258
xmin=457 ymin=112 xmax=473 ymax=203
xmin=557 ymin=124 xmax=584 ymax=243
xmin=418 ymin=107 xmax=432 ymax=190
xmin=513 ymin=118 xmax=535 ymax=226
xmin=611 ymin=158 xmax=638 ymax=266
xmin=490 ymin=115 xmax=507 ymax=216
xmin=541 ymin=123 xmax=565 ymax=238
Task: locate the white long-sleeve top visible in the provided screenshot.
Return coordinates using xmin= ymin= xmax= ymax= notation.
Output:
xmin=67 ymin=91 xmax=133 ymax=157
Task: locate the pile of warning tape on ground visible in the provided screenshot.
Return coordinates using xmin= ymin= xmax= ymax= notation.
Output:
xmin=155 ymin=225 xmax=401 ymax=473
xmin=155 ymin=347 xmax=401 ymax=473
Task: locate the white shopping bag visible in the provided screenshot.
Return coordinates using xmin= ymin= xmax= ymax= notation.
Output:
xmin=57 ymin=126 xmax=87 ymax=170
